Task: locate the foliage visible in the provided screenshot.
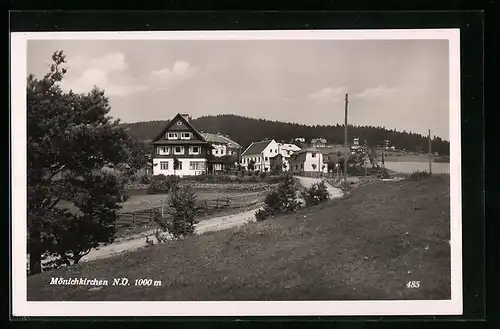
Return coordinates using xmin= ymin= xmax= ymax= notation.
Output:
xmin=255 ymin=174 xmax=301 ymax=221
xmin=173 ymin=157 xmax=180 ymax=171
xmin=254 ymin=208 xmax=269 ymax=221
xmin=248 ymin=159 xmax=256 ymax=171
xmin=140 ymin=175 xmax=152 ymax=184
xmin=153 ymin=174 xmax=167 ymax=181
xmin=146 ymin=175 xmax=180 ymax=194
xmin=409 ymin=170 xmax=432 ymax=181
xmin=27 ymin=51 xmax=148 ymax=274
xmin=161 ymin=185 xmax=198 ymax=239
xmin=301 ymin=181 xmax=330 ymax=207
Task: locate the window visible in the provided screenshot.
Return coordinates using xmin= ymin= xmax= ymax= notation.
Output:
xmin=176 ymin=121 xmax=182 ymax=126
xmin=265 ymin=157 xmax=268 ymax=161
xmin=312 ymin=152 xmax=316 ymax=158
xmin=157 ymin=146 xmax=170 ymax=155
xmin=295 ymin=165 xmax=298 ymax=170
xmin=174 ymin=146 xmax=184 ymax=155
xmin=167 ymin=132 xmax=178 ymax=139
xmin=191 ymin=146 xmax=200 ymax=154
xmin=300 ymin=164 xmax=304 ymax=169
xmin=181 ymin=132 xmax=191 ymax=139
xmin=215 ymin=150 xmax=219 ymax=155
xmin=160 ymin=161 xmax=169 ymax=170
xmin=189 ymin=161 xmax=206 ymax=170
xmin=177 ymin=161 xmax=183 ymax=170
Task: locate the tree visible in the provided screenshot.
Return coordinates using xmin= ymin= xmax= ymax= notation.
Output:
xmin=162 ymin=184 xmax=197 ymax=238
xmin=27 ymin=51 xmax=147 ymax=274
xmin=248 ymin=159 xmax=256 ymax=171
xmin=173 ymin=157 xmax=180 ymax=176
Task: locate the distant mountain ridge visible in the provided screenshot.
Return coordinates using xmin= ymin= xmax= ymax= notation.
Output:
xmin=120 ymin=114 xmax=450 ymax=155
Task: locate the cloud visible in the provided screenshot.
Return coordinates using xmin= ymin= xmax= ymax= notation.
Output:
xmin=309 ymin=87 xmax=348 ymax=102
xmin=352 ymin=85 xmax=398 ymax=99
xmin=149 ymin=60 xmax=198 ymax=87
xmin=61 ymin=52 xmax=146 ymax=97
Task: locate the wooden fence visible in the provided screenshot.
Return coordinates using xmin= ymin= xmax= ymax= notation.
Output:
xmin=117 ymin=198 xmax=232 ymax=229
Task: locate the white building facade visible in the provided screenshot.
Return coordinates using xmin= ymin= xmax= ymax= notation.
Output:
xmin=240 ymin=139 xmax=280 ymax=172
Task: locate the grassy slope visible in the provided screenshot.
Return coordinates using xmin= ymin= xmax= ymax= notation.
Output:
xmin=27 ymin=176 xmax=450 ymax=301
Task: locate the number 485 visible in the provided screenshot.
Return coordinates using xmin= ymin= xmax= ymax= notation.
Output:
xmin=407 ymin=281 xmax=420 ymax=288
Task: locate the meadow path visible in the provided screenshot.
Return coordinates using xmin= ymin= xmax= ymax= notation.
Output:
xmin=294 ymin=176 xmax=344 ymax=199
xmin=80 ymin=207 xmax=259 ymax=263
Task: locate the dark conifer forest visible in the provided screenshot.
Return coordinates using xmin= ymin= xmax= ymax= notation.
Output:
xmin=121 ymin=114 xmax=450 ymax=155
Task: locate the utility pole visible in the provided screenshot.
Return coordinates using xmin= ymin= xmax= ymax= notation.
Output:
xmin=364 ymin=139 xmax=368 ymax=176
xmin=344 ymin=93 xmax=349 ymax=188
xmin=428 ymin=129 xmax=432 ymax=174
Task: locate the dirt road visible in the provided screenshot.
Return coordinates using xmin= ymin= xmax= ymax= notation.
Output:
xmin=71 ymin=177 xmax=342 ymax=264
xmin=80 ymin=207 xmax=259 ymax=263
xmin=294 ymin=176 xmax=344 ymax=199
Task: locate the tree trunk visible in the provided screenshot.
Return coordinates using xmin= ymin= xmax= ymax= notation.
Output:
xmin=28 ymin=228 xmax=42 ymax=275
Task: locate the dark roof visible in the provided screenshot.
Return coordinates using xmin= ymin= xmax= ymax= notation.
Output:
xmin=311 ymin=138 xmax=327 ymax=144
xmin=241 ymin=140 xmax=273 ymax=157
xmin=152 ymin=113 xmax=207 ymax=143
xmin=316 ymin=145 xmax=349 ymax=155
xmin=201 ymin=133 xmax=242 ymax=149
xmin=152 ymin=140 xmax=211 ymax=145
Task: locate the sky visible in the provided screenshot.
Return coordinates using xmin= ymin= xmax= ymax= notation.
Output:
xmin=27 ymin=39 xmax=450 ymax=140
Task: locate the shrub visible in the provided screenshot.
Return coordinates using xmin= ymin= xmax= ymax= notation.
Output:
xmin=277 ymin=174 xmax=302 ymax=212
xmin=254 ymin=208 xmax=269 ymax=221
xmin=301 ymin=181 xmax=330 ymax=207
xmin=263 ymin=190 xmax=282 ymax=215
xmin=140 ymin=175 xmax=152 ymax=184
xmin=146 ymin=175 xmax=180 ymax=194
xmin=153 ymin=174 xmax=167 ymax=181
xmin=409 ymin=170 xmax=431 ymax=181
xmin=160 ymin=185 xmax=198 ymax=239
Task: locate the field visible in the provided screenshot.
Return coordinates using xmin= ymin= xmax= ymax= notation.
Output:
xmin=115 ymin=185 xmax=269 ymax=236
xmin=28 ymin=175 xmax=451 ymax=301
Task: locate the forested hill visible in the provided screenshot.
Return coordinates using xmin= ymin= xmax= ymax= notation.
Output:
xmin=120 ymin=114 xmax=450 ymax=155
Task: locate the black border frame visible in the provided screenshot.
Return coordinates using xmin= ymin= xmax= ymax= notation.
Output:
xmin=9 ymin=10 xmax=487 ymax=326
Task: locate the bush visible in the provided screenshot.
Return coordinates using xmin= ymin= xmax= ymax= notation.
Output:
xmin=146 ymin=175 xmax=180 ymax=194
xmin=276 ymin=174 xmax=302 ymax=212
xmin=409 ymin=170 xmax=431 ymax=181
xmin=256 ymin=174 xmax=301 ymax=221
xmin=254 ymin=208 xmax=269 ymax=221
xmin=301 ymin=181 xmax=330 ymax=207
xmin=140 ymin=175 xmax=152 ymax=184
xmin=157 ymin=185 xmax=197 ymax=239
xmin=153 ymin=174 xmax=167 ymax=181
xmin=263 ymin=190 xmax=282 ymax=215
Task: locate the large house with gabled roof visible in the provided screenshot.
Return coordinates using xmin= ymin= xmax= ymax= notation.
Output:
xmin=240 ymin=139 xmax=280 ymax=172
xmin=151 ymin=113 xmax=212 ymax=177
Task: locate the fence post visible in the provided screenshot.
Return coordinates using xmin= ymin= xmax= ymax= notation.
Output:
xmin=216 ymin=198 xmax=219 ymax=209
xmin=132 ymin=211 xmax=136 ymax=226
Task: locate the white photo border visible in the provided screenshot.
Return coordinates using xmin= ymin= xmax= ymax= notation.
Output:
xmin=10 ymin=29 xmax=462 ymax=317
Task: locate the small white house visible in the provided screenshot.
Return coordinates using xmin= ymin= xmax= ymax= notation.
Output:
xmin=288 ymin=148 xmax=325 ymax=174
xmin=240 ymin=139 xmax=280 ymax=172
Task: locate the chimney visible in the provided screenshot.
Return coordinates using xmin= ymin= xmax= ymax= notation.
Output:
xmin=181 ymin=113 xmax=190 ymax=121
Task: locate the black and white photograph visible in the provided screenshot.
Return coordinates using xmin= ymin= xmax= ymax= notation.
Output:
xmin=11 ymin=29 xmax=462 ymax=316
